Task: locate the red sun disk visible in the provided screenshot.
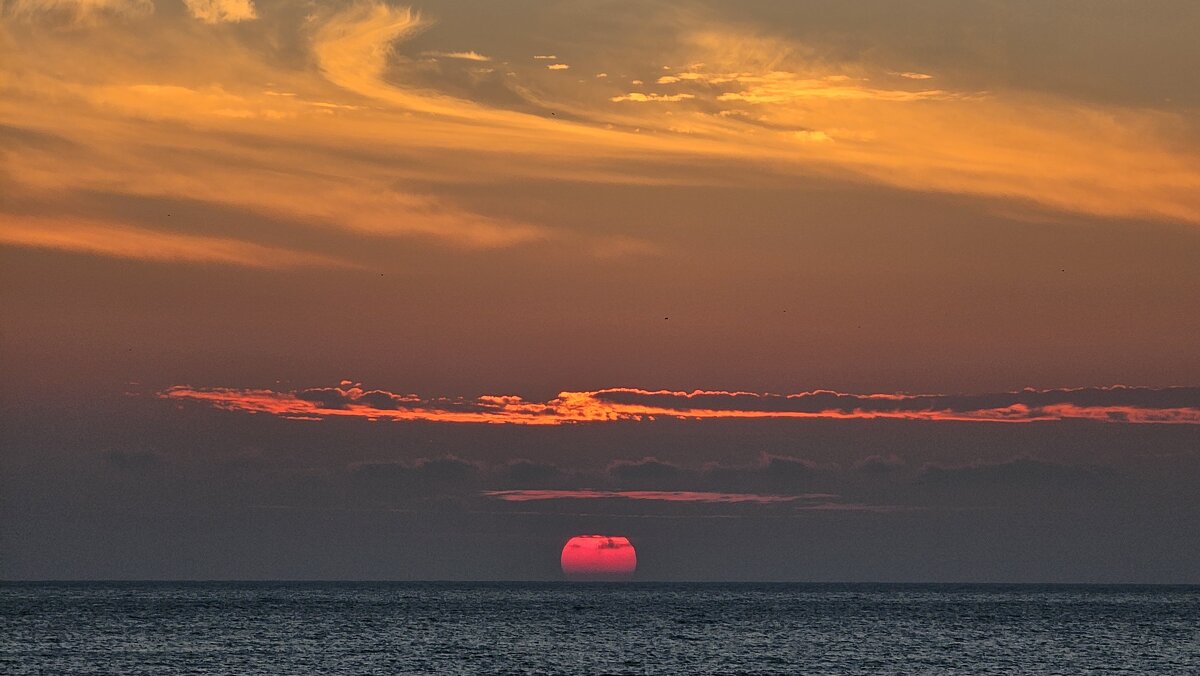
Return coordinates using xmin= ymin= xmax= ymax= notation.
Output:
xmin=561 ymin=535 xmax=637 ymax=579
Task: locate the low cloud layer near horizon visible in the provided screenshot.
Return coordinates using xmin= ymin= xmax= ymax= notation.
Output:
xmin=3 ymin=390 xmax=1199 ymax=581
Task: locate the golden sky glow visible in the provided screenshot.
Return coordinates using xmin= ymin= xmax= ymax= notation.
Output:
xmin=5 ymin=0 xmax=1200 ymax=396
xmin=5 ymin=0 xmax=1200 ymax=268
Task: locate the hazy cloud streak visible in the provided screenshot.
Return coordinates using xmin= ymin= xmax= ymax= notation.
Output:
xmin=0 ymin=215 xmax=356 ymax=268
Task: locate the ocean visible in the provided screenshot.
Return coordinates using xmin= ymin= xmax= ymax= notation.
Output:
xmin=3 ymin=582 xmax=1198 ymax=674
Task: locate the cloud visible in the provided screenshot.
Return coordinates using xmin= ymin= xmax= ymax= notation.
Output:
xmin=610 ymin=93 xmax=696 ymax=102
xmin=352 ymin=456 xmax=482 ymax=484
xmin=916 ymin=458 xmax=1103 ymax=489
xmin=183 ymin=0 xmax=256 ymax=24
xmin=698 ymin=453 xmax=827 ymax=494
xmin=607 ymin=457 xmax=686 ymax=486
xmin=311 ymin=3 xmax=439 ymax=113
xmin=546 ymin=63 xmax=569 ymax=70
xmin=483 ymin=489 xmax=815 ymax=504
xmin=793 ymin=130 xmax=831 ymax=142
xmin=159 ymin=384 xmax=1200 ymax=425
xmin=665 ymin=27 xmax=1200 ymax=224
xmin=422 ymin=50 xmax=491 ymax=61
xmin=498 ymin=460 xmax=565 ymax=488
xmin=478 ymin=453 xmax=901 ymax=509
xmin=2 ymin=0 xmax=152 ymax=25
xmin=795 ymin=502 xmax=916 ymax=513
xmin=1 ymin=19 xmax=554 ymax=253
xmin=336 ymin=454 xmax=849 ymax=507
xmin=711 ymin=73 xmax=951 ymax=104
xmin=906 ymin=457 xmax=1119 ymax=512
xmin=853 ymin=454 xmax=906 ymax=474
xmin=348 ymin=457 xmax=485 ymax=501
xmin=533 ymin=55 xmax=557 ymax=60
xmin=5 ymin=0 xmax=1200 ymax=277
xmin=0 ymin=215 xmax=355 ymax=268
xmin=585 ymin=386 xmax=1200 ymax=423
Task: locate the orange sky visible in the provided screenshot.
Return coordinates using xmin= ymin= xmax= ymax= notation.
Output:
xmin=4 ymin=0 xmax=1199 ymax=397
xmin=3 ymin=0 xmax=1200 ymax=581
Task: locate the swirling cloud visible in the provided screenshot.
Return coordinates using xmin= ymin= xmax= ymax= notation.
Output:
xmin=4 ymin=0 xmax=1200 ymax=271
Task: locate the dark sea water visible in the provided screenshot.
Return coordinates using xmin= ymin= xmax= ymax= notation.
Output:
xmin=3 ymin=582 xmax=1199 ymax=674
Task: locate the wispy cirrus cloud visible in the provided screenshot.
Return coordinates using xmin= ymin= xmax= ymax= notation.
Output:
xmin=421 ymin=50 xmax=491 ymax=61
xmin=160 ymin=384 xmax=1200 ymax=425
xmin=1 ymin=0 xmax=152 ymax=25
xmin=6 ymin=0 xmax=1200 ymax=274
xmin=655 ymin=69 xmax=954 ymax=104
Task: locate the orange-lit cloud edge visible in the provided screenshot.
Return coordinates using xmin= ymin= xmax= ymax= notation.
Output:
xmin=159 ymin=383 xmax=1200 ymax=425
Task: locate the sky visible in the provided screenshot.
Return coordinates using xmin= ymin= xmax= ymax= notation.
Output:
xmin=2 ymin=0 xmax=1199 ymax=582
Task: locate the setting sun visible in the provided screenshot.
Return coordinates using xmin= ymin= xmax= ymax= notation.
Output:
xmin=561 ymin=536 xmax=637 ymax=580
